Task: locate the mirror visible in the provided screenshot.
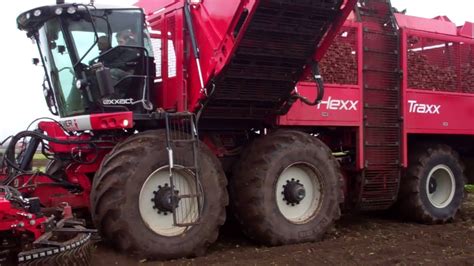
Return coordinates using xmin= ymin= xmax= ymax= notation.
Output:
xmin=58 ymin=45 xmax=66 ymax=54
xmin=42 ymin=78 xmax=58 ymax=115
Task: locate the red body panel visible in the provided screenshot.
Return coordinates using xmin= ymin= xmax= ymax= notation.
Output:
xmin=279 ymin=84 xmax=361 ymax=127
xmin=59 ymin=112 xmax=133 ymax=132
xmin=0 ymin=197 xmax=46 ymax=239
xmin=0 ymin=122 xmax=110 ymax=210
xmin=395 ymin=13 xmax=458 ymax=36
xmin=142 ymin=0 xmax=258 ymax=111
xmin=459 ymin=22 xmax=474 ymax=38
xmin=279 ymin=20 xmax=365 ymax=169
xmin=405 ymin=90 xmax=474 ymax=135
xmin=280 ymin=14 xmax=474 ymax=171
xmin=139 ymin=0 xmax=356 ymax=113
xmin=400 ymin=21 xmax=474 ymax=166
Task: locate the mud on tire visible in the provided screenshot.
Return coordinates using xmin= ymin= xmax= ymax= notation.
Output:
xmin=399 ymin=144 xmax=465 ymax=224
xmin=90 ymin=130 xmax=228 ymax=260
xmin=231 ymin=130 xmax=343 ymax=245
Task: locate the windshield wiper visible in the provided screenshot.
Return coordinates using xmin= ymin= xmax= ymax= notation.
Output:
xmin=73 ymin=4 xmax=99 ymax=69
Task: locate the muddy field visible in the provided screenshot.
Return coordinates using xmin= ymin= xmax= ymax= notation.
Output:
xmin=91 ymin=194 xmax=474 ymax=265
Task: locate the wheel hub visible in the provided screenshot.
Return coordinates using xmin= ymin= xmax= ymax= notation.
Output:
xmin=282 ymin=178 xmax=306 ymax=205
xmin=428 ymin=178 xmax=437 ymax=194
xmin=151 ymin=183 xmax=179 ymax=215
xmin=426 ymin=165 xmax=456 ymax=209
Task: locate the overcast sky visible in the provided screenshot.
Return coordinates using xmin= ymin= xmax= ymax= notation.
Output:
xmin=0 ymin=0 xmax=472 ymax=141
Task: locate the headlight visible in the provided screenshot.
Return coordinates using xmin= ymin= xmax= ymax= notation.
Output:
xmin=76 ymin=79 xmax=83 ymax=89
xmin=189 ymin=0 xmax=202 ymax=7
xmin=55 ymin=8 xmax=63 ymax=15
xmin=34 ymin=9 xmax=42 ymax=17
xmin=67 ymin=6 xmax=77 ymax=14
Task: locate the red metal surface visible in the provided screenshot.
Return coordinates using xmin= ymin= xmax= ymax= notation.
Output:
xmin=8 ymin=173 xmax=91 ymax=209
xmin=279 ymin=84 xmax=361 ymax=127
xmin=405 ymin=89 xmax=474 ymax=134
xmin=89 ymin=112 xmax=133 ymax=130
xmin=400 ymin=18 xmax=474 ymax=166
xmin=395 ymin=13 xmax=458 ymax=36
xmin=59 ymin=112 xmax=133 ymax=132
xmin=282 ymin=13 xmax=474 ymax=173
xmin=5 ymin=122 xmax=109 ymax=209
xmin=279 ymin=21 xmax=364 ymax=169
xmin=459 ymin=22 xmax=474 ymax=38
xmin=141 ymin=0 xmax=357 ymax=115
xmin=38 ymin=122 xmax=91 ymax=154
xmin=0 ymin=197 xmax=46 ymax=239
xmin=144 ymin=0 xmax=259 ymax=112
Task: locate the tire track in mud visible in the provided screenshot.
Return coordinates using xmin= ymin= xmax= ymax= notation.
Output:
xmin=92 ymin=194 xmax=474 ymax=265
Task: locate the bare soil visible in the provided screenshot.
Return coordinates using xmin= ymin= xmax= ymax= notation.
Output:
xmin=92 ymin=195 xmax=474 ymax=265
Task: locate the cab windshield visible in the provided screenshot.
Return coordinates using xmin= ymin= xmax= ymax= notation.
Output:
xmin=37 ymin=8 xmax=149 ymax=117
xmin=70 ymin=9 xmax=145 ymax=65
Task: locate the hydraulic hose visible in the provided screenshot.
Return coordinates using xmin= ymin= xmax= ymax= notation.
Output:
xmin=2 ymin=130 xmax=112 ymax=187
xmin=3 ymin=130 xmax=108 ymax=175
xmin=295 ymin=62 xmax=325 ymax=106
xmin=275 ymin=62 xmax=325 ymax=115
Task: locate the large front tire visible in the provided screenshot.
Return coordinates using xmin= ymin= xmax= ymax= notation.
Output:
xmin=399 ymin=144 xmax=465 ymax=224
xmin=231 ymin=130 xmax=343 ymax=245
xmin=90 ymin=130 xmax=228 ymax=259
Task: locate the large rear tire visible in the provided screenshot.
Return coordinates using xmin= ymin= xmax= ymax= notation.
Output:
xmin=90 ymin=130 xmax=228 ymax=259
xmin=399 ymin=144 xmax=465 ymax=224
xmin=231 ymin=130 xmax=343 ymax=245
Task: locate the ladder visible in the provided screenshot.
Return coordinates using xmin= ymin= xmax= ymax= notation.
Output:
xmin=358 ymin=0 xmax=402 ymax=210
xmin=165 ymin=112 xmax=202 ymax=226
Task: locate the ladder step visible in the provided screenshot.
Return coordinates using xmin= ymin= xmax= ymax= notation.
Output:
xmin=364 ymin=142 xmax=400 ymax=147
xmin=365 ymin=162 xmax=401 ymax=167
xmin=363 ymin=48 xmax=398 ymax=55
xmin=365 ymin=124 xmax=400 ymax=128
xmin=359 ymin=1 xmax=402 ymax=212
xmin=363 ymin=28 xmax=398 ymax=37
xmin=361 ymin=197 xmax=397 ymax=203
xmin=363 ymin=67 xmax=401 ymax=74
xmin=364 ymin=86 xmax=400 ymax=91
xmin=165 ymin=112 xmax=202 ymax=226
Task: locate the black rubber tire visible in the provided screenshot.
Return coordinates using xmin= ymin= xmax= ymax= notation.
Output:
xmin=230 ymin=130 xmax=343 ymax=245
xmin=399 ymin=144 xmax=465 ymax=224
xmin=90 ymin=130 xmax=228 ymax=260
xmin=464 ymin=158 xmax=474 ymax=184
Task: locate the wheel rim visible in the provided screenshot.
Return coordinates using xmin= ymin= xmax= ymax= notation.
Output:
xmin=275 ymin=163 xmax=323 ymax=224
xmin=139 ymin=166 xmax=199 ymax=237
xmin=425 ymin=164 xmax=456 ymax=209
